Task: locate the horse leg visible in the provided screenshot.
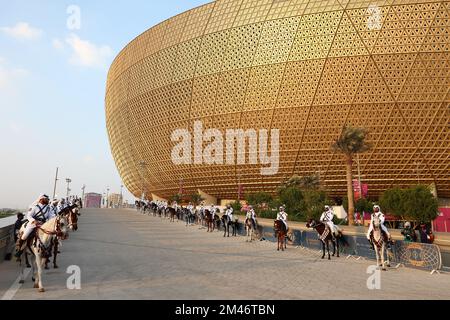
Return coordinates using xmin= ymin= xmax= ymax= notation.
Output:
xmin=321 ymin=241 xmax=326 ymax=259
xmin=336 ymin=237 xmax=340 ymax=258
xmin=381 ymin=244 xmax=387 ymax=271
xmin=19 ymin=250 xmax=27 ymax=284
xmin=53 ymin=241 xmax=59 ymax=269
xmin=374 ymin=244 xmax=381 ymax=269
xmin=25 ymin=252 xmax=31 ymax=268
xmin=326 ymin=240 xmax=331 ymax=260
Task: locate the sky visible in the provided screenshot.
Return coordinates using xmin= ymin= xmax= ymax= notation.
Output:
xmin=0 ymin=0 xmax=211 ymax=209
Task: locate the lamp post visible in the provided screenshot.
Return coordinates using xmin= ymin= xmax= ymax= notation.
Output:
xmin=414 ymin=162 xmax=421 ymax=184
xmin=81 ymin=184 xmax=86 ymax=201
xmin=65 ymin=178 xmax=72 ymax=198
xmin=357 ymin=154 xmax=363 ymax=198
xmin=120 ymin=184 xmax=124 ymax=208
xmin=139 ymin=161 xmax=147 ymax=201
xmin=52 ymin=167 xmax=59 ymax=199
xmin=106 ymin=187 xmax=110 ymax=208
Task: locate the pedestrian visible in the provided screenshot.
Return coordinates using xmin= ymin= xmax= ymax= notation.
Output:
xmin=14 ymin=212 xmax=25 ymax=243
xmin=416 ymin=222 xmax=434 ymax=244
xmin=401 ymin=222 xmax=416 ymax=243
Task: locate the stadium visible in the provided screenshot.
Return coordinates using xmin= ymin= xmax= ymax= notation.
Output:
xmin=105 ymin=0 xmax=450 ymax=203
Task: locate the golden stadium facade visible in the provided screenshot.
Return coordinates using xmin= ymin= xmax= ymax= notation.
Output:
xmin=105 ymin=0 xmax=450 ymax=202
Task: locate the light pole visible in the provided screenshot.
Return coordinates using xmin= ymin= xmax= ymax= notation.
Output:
xmin=81 ymin=184 xmax=86 ymax=200
xmin=52 ymin=167 xmax=59 ymax=199
xmin=357 ymin=154 xmax=363 ymax=198
xmin=106 ymin=187 xmax=110 ymax=208
xmin=414 ymin=162 xmax=420 ymax=184
xmin=139 ymin=161 xmax=147 ymax=201
xmin=120 ymin=184 xmax=124 ymax=208
xmin=65 ymin=178 xmax=72 ymax=198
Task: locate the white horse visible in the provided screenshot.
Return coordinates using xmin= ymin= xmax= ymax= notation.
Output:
xmin=370 ymin=215 xmax=390 ymax=271
xmin=18 ymin=215 xmax=69 ymax=292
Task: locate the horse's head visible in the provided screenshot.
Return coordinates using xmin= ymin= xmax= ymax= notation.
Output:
xmin=306 ymin=219 xmax=318 ymax=229
xmin=64 ymin=205 xmax=79 ymax=231
xmin=373 ymin=215 xmax=381 ymax=229
xmin=274 ymin=220 xmax=281 ymax=230
xmin=56 ymin=215 xmax=70 ymax=240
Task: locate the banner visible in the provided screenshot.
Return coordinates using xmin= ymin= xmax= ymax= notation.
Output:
xmin=394 ymin=242 xmax=442 ymax=271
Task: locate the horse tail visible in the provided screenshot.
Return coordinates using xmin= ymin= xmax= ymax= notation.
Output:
xmin=337 ymin=231 xmax=348 ymax=247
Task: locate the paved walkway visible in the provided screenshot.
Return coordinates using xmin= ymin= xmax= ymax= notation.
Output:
xmin=1 ymin=208 xmax=449 ymax=300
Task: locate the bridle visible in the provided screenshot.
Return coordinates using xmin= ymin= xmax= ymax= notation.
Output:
xmin=37 ymin=216 xmax=66 ymax=239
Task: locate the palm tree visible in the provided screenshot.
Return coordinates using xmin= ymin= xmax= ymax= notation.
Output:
xmin=284 ymin=174 xmax=320 ymax=190
xmin=332 ymin=125 xmax=372 ymax=225
xmin=189 ymin=192 xmax=204 ymax=206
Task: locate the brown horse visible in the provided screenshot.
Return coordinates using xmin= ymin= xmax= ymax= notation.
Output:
xmin=306 ymin=219 xmax=341 ymax=260
xmin=204 ymin=209 xmax=220 ymax=232
xmin=167 ymin=207 xmax=178 ymax=223
xmin=274 ymin=220 xmax=287 ymax=251
xmin=45 ymin=205 xmax=77 ymax=269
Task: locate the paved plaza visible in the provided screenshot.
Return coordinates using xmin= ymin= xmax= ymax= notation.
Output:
xmin=1 ymin=208 xmax=450 ymax=300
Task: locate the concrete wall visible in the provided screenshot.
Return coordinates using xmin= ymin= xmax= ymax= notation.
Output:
xmin=0 ymin=216 xmax=16 ymax=263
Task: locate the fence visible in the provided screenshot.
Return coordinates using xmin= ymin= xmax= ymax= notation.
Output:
xmin=235 ymin=221 xmax=443 ymax=272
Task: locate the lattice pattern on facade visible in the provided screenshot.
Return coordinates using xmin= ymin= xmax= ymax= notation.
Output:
xmin=105 ymin=0 xmax=450 ymax=201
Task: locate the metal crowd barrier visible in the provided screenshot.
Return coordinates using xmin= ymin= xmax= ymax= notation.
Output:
xmin=234 ymin=221 xmax=443 ymax=273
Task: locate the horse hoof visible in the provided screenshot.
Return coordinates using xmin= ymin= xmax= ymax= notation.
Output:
xmin=26 ymin=264 xmax=31 ymax=268
xmin=38 ymin=288 xmax=45 ymax=293
xmin=54 ymin=265 xmax=59 ymax=269
xmin=322 ymin=257 xmax=325 ymax=260
xmin=45 ymin=266 xmax=49 ymax=270
xmin=382 ymin=268 xmax=387 ymax=271
xmin=34 ymin=284 xmax=39 ymax=288
xmin=328 ymin=257 xmax=331 ymax=260
xmin=19 ymin=280 xmax=25 ymax=284
xmin=32 ymin=277 xmax=35 ymax=282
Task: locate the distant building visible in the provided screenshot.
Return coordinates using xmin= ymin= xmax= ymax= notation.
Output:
xmin=107 ymin=193 xmax=123 ymax=208
xmin=84 ymin=193 xmax=102 ymax=208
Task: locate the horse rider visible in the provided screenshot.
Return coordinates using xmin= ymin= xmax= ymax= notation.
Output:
xmin=276 ymin=206 xmax=288 ymax=233
xmin=225 ymin=205 xmax=234 ymax=222
xmin=210 ymin=204 xmax=216 ymax=218
xmin=320 ymin=205 xmax=338 ymax=240
xmin=367 ymin=205 xmax=392 ymax=246
xmin=172 ymin=201 xmax=179 ymax=211
xmin=187 ymin=202 xmax=194 ymax=214
xmin=50 ymin=198 xmax=60 ymax=216
xmin=57 ymin=198 xmax=67 ymax=213
xmin=246 ymin=205 xmax=257 ymax=230
xmin=15 ymin=194 xmax=53 ymax=257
